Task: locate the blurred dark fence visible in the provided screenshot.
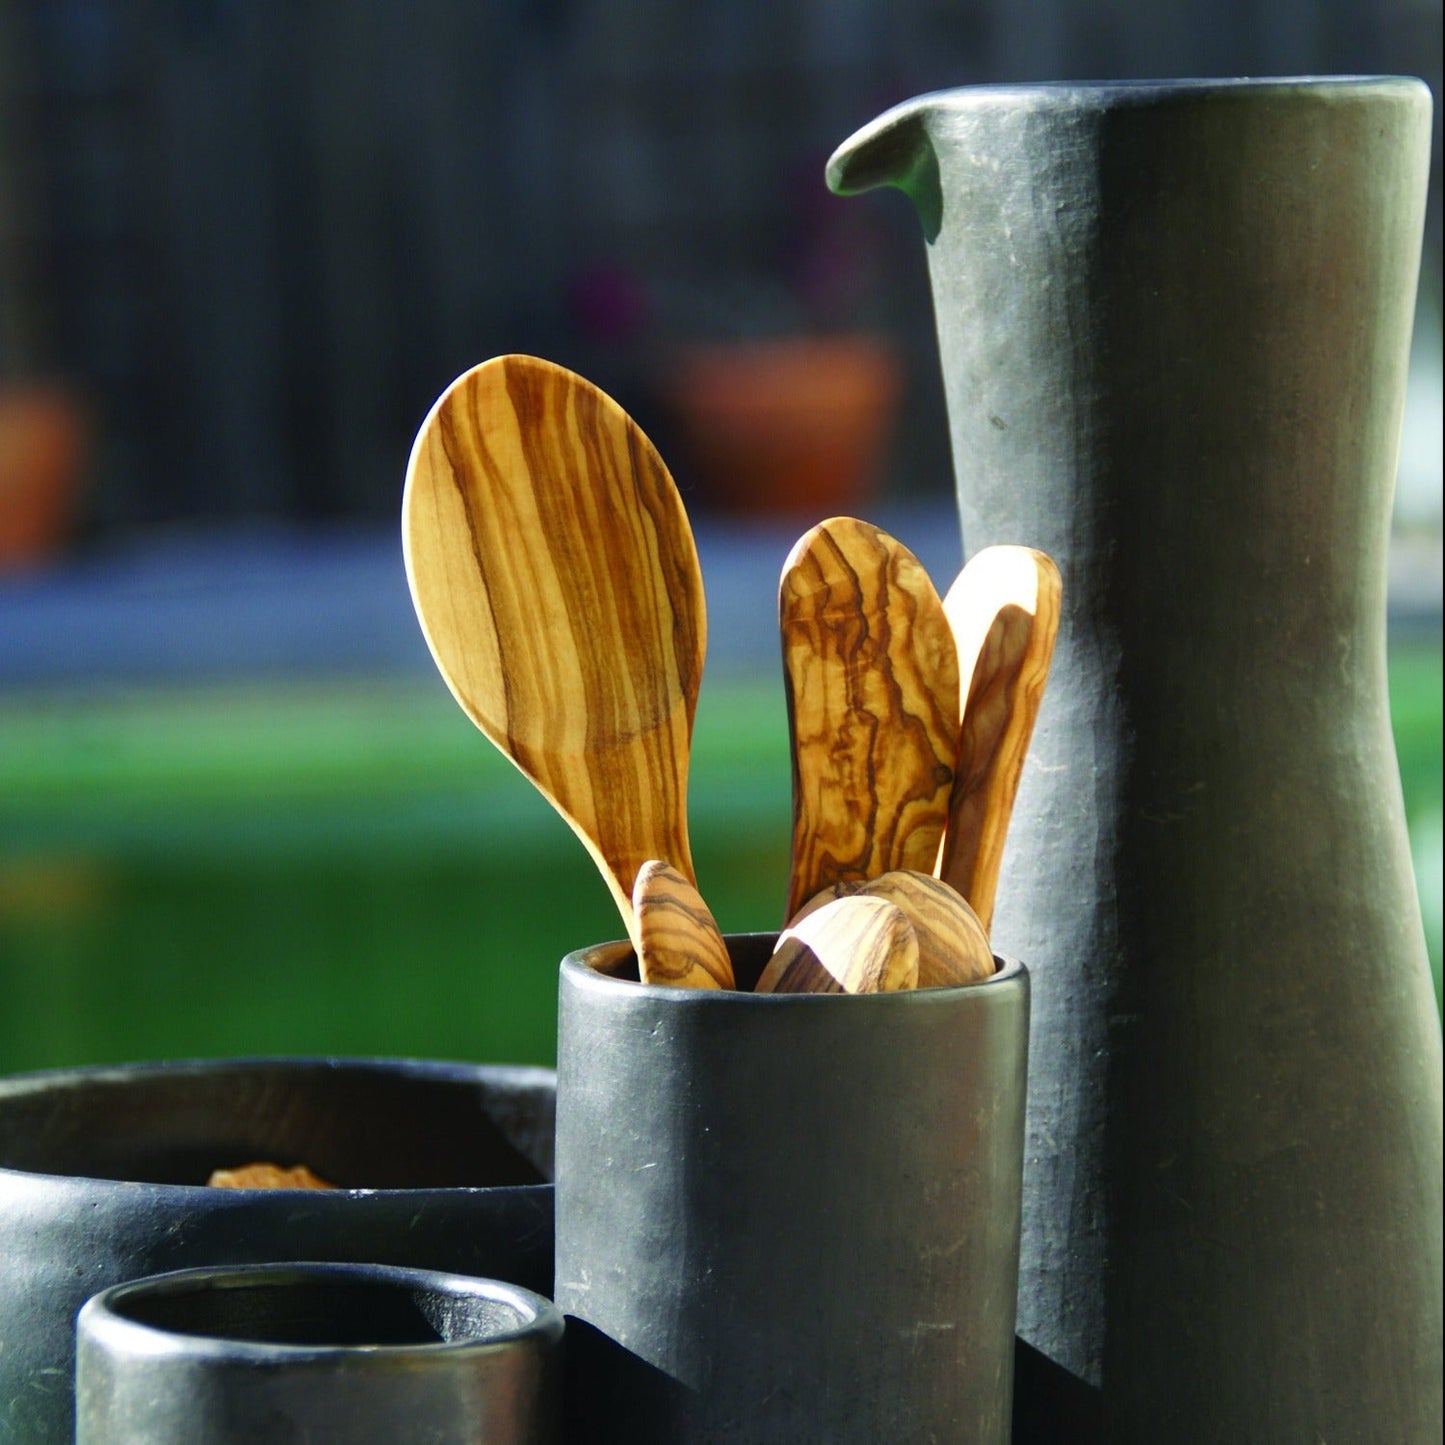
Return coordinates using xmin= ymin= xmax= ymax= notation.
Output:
xmin=0 ymin=0 xmax=1439 ymax=534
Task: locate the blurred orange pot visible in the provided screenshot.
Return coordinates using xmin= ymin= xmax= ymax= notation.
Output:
xmin=664 ymin=334 xmax=902 ymax=516
xmin=0 ymin=385 xmax=89 ymax=568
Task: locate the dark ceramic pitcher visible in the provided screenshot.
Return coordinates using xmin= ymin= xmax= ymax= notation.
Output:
xmin=828 ymin=76 xmax=1442 ymax=1441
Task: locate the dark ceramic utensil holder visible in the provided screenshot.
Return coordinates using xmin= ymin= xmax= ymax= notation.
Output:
xmin=75 ymin=1262 xmax=563 ymax=1444
xmin=0 ymin=1057 xmax=555 ymax=1442
xmin=555 ymin=934 xmax=1029 ymax=1443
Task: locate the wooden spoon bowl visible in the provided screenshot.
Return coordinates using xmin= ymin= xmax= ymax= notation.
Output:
xmin=403 ymin=355 xmax=711 ymax=956
xmin=788 ymin=869 xmax=995 ymax=987
xmin=757 ymin=892 xmax=920 ymax=995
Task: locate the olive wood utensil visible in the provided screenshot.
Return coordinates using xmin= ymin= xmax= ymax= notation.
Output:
xmin=402 ymin=354 xmax=714 ymax=963
xmin=633 ymin=860 xmax=735 ymax=989
xmin=780 ymin=516 xmax=960 ymax=925
xmin=756 ymin=892 xmax=920 ymax=995
xmin=937 ymin=545 xmax=1061 ymax=934
xmin=788 ymin=868 xmax=995 ymax=987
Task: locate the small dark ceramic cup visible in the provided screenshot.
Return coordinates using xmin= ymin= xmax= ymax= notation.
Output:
xmin=0 ymin=1058 xmax=555 ymax=1442
xmin=75 ymin=1262 xmax=563 ymax=1444
xmin=555 ymin=934 xmax=1030 ymax=1443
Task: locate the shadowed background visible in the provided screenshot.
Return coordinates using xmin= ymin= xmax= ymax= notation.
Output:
xmin=0 ymin=0 xmax=1439 ymax=1072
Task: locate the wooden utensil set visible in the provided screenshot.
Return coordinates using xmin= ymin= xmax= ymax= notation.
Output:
xmin=404 ymin=355 xmax=1059 ymax=996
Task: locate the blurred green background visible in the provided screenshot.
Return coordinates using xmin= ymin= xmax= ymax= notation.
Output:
xmin=0 ymin=673 xmax=795 ymax=1073
xmin=0 ymin=634 xmax=1439 ymax=1077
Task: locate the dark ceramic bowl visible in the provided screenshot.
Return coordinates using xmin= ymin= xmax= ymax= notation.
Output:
xmin=76 ymin=1262 xmax=563 ymax=1444
xmin=0 ymin=1057 xmax=555 ymax=1443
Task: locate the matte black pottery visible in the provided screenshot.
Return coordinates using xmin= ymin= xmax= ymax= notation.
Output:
xmin=76 ymin=1262 xmax=563 ymax=1444
xmin=0 ymin=1057 xmax=555 ymax=1442
xmin=829 ymin=76 xmax=1443 ymax=1439
xmin=555 ymin=935 xmax=1029 ymax=1443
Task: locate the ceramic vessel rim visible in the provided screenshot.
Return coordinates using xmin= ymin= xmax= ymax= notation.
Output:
xmin=0 ymin=1165 xmax=551 ymax=1197
xmin=827 ymin=76 xmax=1431 ymax=186
xmin=562 ymin=934 xmax=1025 ymax=1003
xmin=0 ymin=1055 xmax=556 ymax=1195
xmin=871 ymin=75 xmax=1427 ymax=108
xmin=78 ymin=1261 xmax=564 ymax=1364
xmin=0 ymin=1054 xmax=557 ymax=1096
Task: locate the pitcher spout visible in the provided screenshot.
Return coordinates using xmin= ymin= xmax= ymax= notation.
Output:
xmin=825 ymin=94 xmax=944 ymax=242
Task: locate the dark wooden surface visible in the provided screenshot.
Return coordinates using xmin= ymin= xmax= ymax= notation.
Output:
xmin=0 ymin=0 xmax=1435 ymax=537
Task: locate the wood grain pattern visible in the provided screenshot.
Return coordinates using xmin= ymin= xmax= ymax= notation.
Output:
xmin=937 ymin=546 xmax=1061 ymax=933
xmin=756 ymin=892 xmax=919 ymax=994
xmin=789 ymin=868 xmax=996 ymax=987
xmin=633 ymin=860 xmax=734 ymax=989
xmin=402 ymin=355 xmax=706 ymax=951
xmin=780 ymin=516 xmax=959 ymax=924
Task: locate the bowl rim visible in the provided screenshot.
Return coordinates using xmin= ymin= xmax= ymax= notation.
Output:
xmin=77 ymin=1260 xmax=565 ymax=1363
xmin=0 ymin=1055 xmax=557 ymax=1194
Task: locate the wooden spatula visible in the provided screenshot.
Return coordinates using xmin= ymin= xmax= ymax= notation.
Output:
xmin=756 ymin=892 xmax=920 ymax=994
xmin=937 ymin=545 xmax=1061 ymax=933
xmin=780 ymin=517 xmax=959 ymax=924
xmin=402 ymin=355 xmax=720 ymax=970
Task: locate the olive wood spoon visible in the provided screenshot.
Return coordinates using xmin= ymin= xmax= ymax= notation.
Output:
xmin=402 ymin=354 xmax=716 ymax=967
xmin=756 ymin=892 xmax=919 ymax=995
xmin=780 ymin=517 xmax=959 ymax=925
xmin=789 ymin=868 xmax=995 ymax=987
xmin=937 ymin=545 xmax=1062 ymax=934
xmin=633 ymin=860 xmax=735 ymax=989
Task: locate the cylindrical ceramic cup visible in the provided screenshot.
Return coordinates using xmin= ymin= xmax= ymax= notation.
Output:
xmin=0 ymin=1058 xmax=555 ymax=1442
xmin=75 ymin=1262 xmax=563 ymax=1444
xmin=555 ymin=934 xmax=1029 ymax=1443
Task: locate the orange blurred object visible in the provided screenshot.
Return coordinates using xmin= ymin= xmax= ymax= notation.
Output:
xmin=207 ymin=1162 xmax=337 ymax=1190
xmin=665 ymin=335 xmax=902 ymax=516
xmin=0 ymin=385 xmax=89 ymax=568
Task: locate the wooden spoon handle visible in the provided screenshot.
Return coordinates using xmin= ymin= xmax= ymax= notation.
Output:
xmin=757 ymin=893 xmax=920 ymax=995
xmin=780 ymin=517 xmax=959 ymax=924
xmin=937 ymin=546 xmax=1061 ymax=933
xmin=789 ymin=869 xmax=995 ymax=987
xmin=633 ymin=860 xmax=735 ymax=990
